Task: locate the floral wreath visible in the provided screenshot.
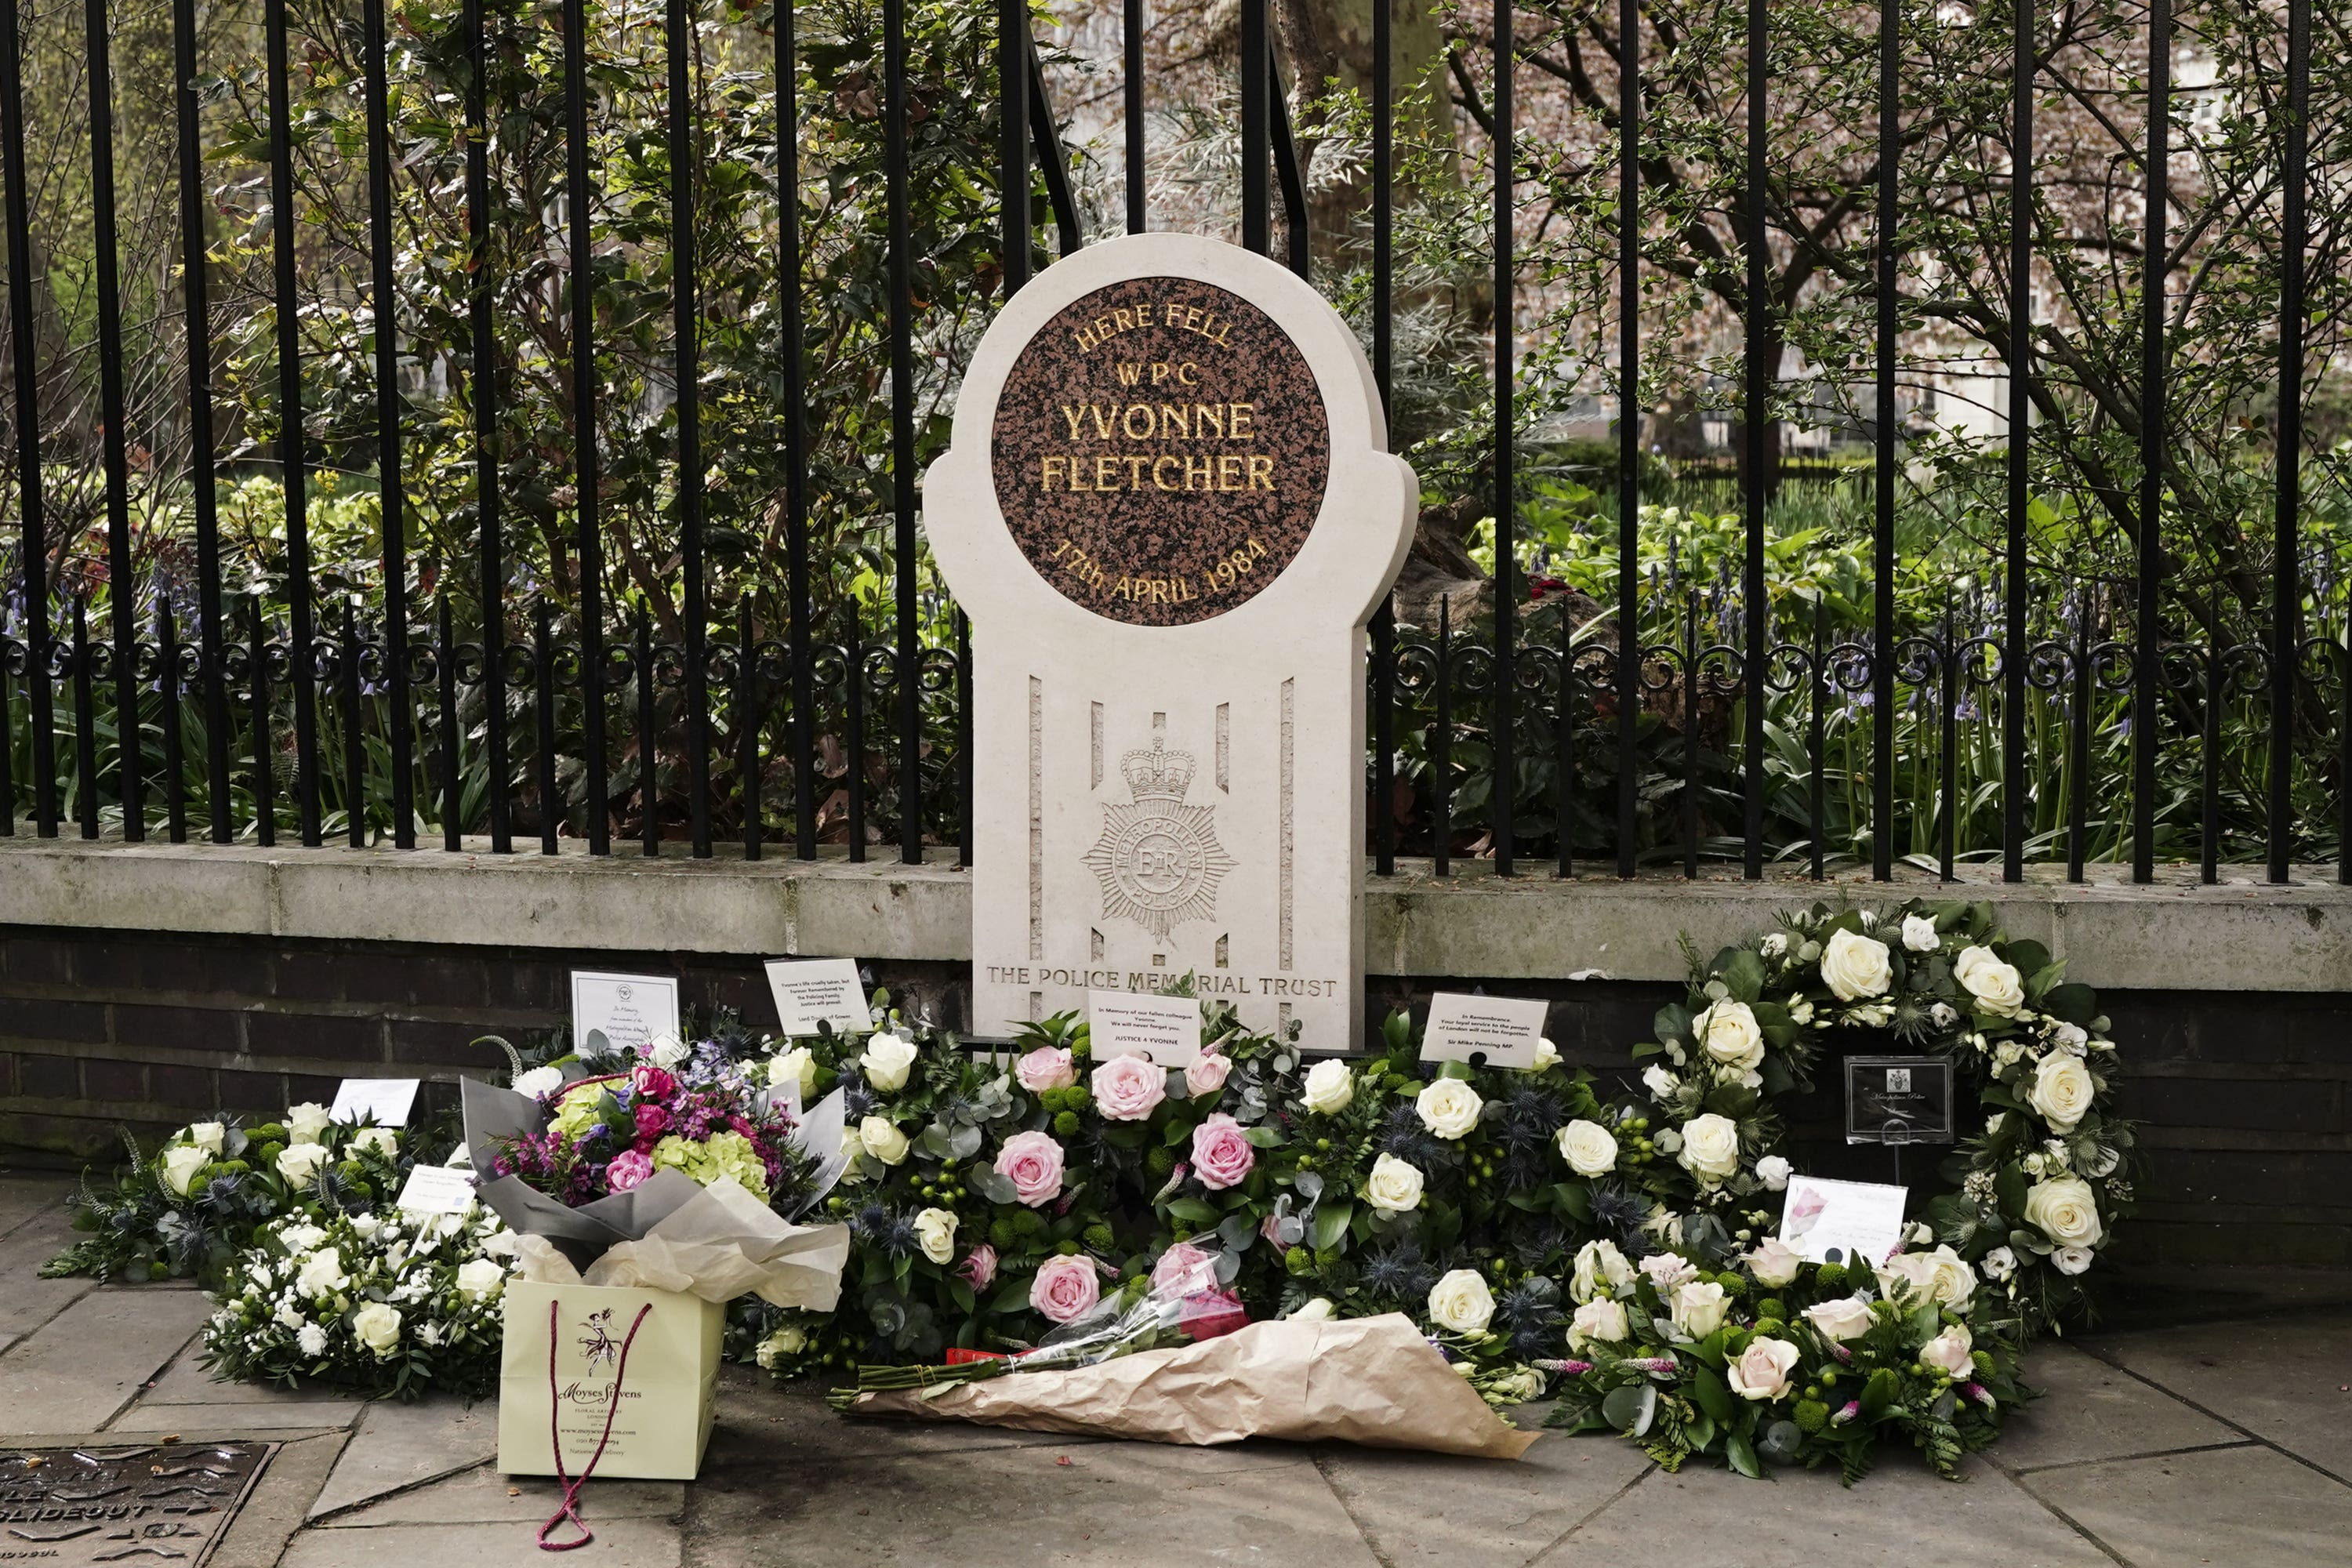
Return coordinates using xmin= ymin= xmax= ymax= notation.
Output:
xmin=1622 ymin=898 xmax=2134 ymax=1328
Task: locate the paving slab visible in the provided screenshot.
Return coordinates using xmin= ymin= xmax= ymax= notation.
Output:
xmin=686 ymin=1429 xmax=1383 ymax=1568
xmin=307 ymin=1396 xmax=499 ymax=1519
xmin=2084 ymin=1311 xmax=2352 ymax=1481
xmin=1542 ymin=1450 xmax=2114 ymax=1567
xmin=282 ymin=1515 xmax=681 ymax=1568
xmin=0 ymin=1197 xmax=101 ymax=1334
xmin=108 ymin=1399 xmax=365 ymax=1432
xmin=136 ymin=1345 xmax=365 ymax=1406
xmin=1311 ymin=1412 xmax=1653 ymax=1566
xmin=0 ymin=1172 xmax=72 ymax=1239
xmin=209 ymin=1431 xmax=352 ymax=1568
xmin=713 ymin=1370 xmax=1114 ymax=1461
xmin=0 ymin=1284 xmax=210 ymax=1435
xmin=1993 ymin=1341 xmax=2245 ymax=1472
xmin=2023 ymin=1439 xmax=2352 ymax=1568
xmin=319 ymin=1463 xmax=684 ymax=1526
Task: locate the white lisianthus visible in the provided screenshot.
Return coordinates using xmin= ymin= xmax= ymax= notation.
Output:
xmin=1426 ymin=1269 xmax=1496 ymax=1334
xmin=1980 ymin=1246 xmax=2018 ymax=1281
xmin=1754 ymin=1154 xmax=1791 ymax=1192
xmin=351 ymin=1127 xmax=398 ymax=1160
xmin=1820 ymin=928 xmax=1893 ymax=1000
xmin=1955 ymin=946 xmax=2027 ymax=1016
xmin=1364 ymin=1153 xmax=1425 ymax=1214
xmin=296 ymin=1247 xmax=350 ymax=1299
xmin=1570 ymin=1240 xmax=1638 ymax=1304
xmin=767 ymin=1047 xmax=818 ymax=1100
xmin=858 ymin=1115 xmax=910 ymax=1166
xmin=1760 ymin=932 xmax=1789 ymax=960
xmin=1301 ymin=1058 xmax=1356 ymax=1116
xmin=296 ymin=1323 xmax=328 ymax=1357
xmin=1919 ymin=1323 xmax=1974 ymax=1377
xmin=160 ymin=1144 xmax=212 ymax=1197
xmin=1531 ymin=1037 xmax=1560 ymax=1071
xmin=187 ymin=1121 xmax=227 ymax=1155
xmin=275 ymin=1142 xmax=329 ymax=1190
xmin=1670 ymin=1279 xmax=1730 ymax=1339
xmin=2024 ymin=1176 xmax=2103 ymax=1247
xmin=1641 ymin=1064 xmax=1679 ymax=1100
xmin=649 ymin=1033 xmax=691 ymax=1069
xmin=286 ymin=1103 xmax=332 ymax=1143
xmin=1653 ymin=1127 xmax=1683 ymax=1156
xmin=1414 ymin=1079 xmax=1484 ymax=1140
xmin=1570 ymin=1298 xmax=1630 ymax=1346
xmin=913 ymin=1207 xmax=959 ymax=1265
xmin=1789 ymin=1000 xmax=1816 ymax=1025
xmin=1639 ymin=1250 xmax=1698 ymax=1295
xmin=1287 ymin=1297 xmax=1337 ymax=1322
xmin=510 ymin=1065 xmax=564 ymax=1099
xmin=1692 ymin=1000 xmax=1766 ymax=1073
xmin=1803 ymin=1294 xmax=1876 ymax=1342
xmin=1930 ymin=1002 xmax=1958 ymax=1028
xmin=1726 ymin=1336 xmax=1801 ymax=1401
xmin=351 ymin=1302 xmax=402 ymax=1357
xmin=1676 ymin=1112 xmax=1741 ymax=1181
xmin=2049 ymin=1021 xmax=2089 ymax=1053
xmin=859 ymin=1032 xmax=921 ymax=1093
xmin=2053 ymin=1244 xmax=2096 ymax=1276
xmin=1900 ymin=913 xmax=1941 ymax=952
xmin=2026 ymin=1053 xmax=2097 ymax=1131
xmin=1746 ymin=1237 xmax=1802 ymax=1289
xmin=1555 ymin=1120 xmax=1618 ymax=1177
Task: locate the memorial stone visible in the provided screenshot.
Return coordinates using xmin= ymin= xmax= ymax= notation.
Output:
xmin=926 ymin=234 xmax=1415 ymax=1047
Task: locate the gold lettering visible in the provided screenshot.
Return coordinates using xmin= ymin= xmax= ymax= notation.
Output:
xmin=1135 ymin=303 xmax=1153 ymax=326
xmin=1040 ymin=456 xmax=1068 ymax=490
xmin=1073 ymin=324 xmax=1102 ymax=352
xmin=1194 ymin=404 xmax=1224 ymax=439
xmin=1153 ymin=456 xmax=1182 ymax=491
xmin=1230 ymin=402 xmax=1255 ymax=439
xmin=1059 ymin=405 xmax=1085 ymax=440
xmin=1068 ymin=456 xmax=1092 ymax=491
xmin=1218 ymin=455 xmax=1244 ymax=491
xmin=1122 ymin=404 xmax=1155 ymax=441
xmin=1095 ymin=456 xmax=1122 ymax=490
xmin=1178 ymin=361 xmax=1199 ymax=385
xmin=1089 ymin=405 xmax=1117 ymax=439
xmin=1158 ymin=404 xmax=1189 ymax=438
xmin=1247 ymin=455 xmax=1275 ymax=490
xmin=1123 ymin=456 xmax=1149 ymax=488
xmin=1185 ymin=456 xmax=1215 ymax=491
xmin=1152 ymin=361 xmax=1173 ymax=384
xmin=1112 ymin=307 xmax=1134 ymax=332
xmin=1116 ymin=361 xmax=1143 ymax=387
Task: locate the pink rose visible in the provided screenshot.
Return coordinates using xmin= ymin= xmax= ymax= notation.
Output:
xmin=958 ymin=1244 xmax=999 ymax=1291
xmin=1150 ymin=1241 xmax=1217 ymax=1297
xmin=994 ymin=1130 xmax=1066 ymax=1207
xmin=630 ymin=1065 xmax=677 ymax=1101
xmin=1029 ymin=1254 xmax=1102 ymax=1323
xmin=1091 ymin=1053 xmax=1167 ymax=1122
xmin=1189 ymin=1113 xmax=1256 ymax=1191
xmin=1014 ymin=1047 xmax=1076 ymax=1093
xmin=632 ymin=1103 xmax=670 ymax=1146
xmin=1183 ymin=1049 xmax=1232 ymax=1098
xmin=607 ymin=1149 xmax=653 ymax=1192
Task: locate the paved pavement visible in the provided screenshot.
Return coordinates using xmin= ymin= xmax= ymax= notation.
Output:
xmin=4 ymin=1172 xmax=2349 ymax=1566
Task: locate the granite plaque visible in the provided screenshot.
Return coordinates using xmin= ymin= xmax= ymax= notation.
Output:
xmin=0 ymin=1441 xmax=274 ymax=1566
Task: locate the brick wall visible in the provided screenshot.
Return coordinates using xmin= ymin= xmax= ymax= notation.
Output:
xmin=6 ymin=925 xmax=2347 ymax=1304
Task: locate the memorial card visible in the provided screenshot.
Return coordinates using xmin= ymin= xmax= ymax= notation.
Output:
xmin=570 ymin=970 xmax=681 ymax=1058
xmin=1087 ymin=990 xmax=1204 ymax=1066
xmin=764 ymin=957 xmax=873 ymax=1038
xmin=328 ymin=1076 xmax=419 ymax=1127
xmin=1845 ymin=1056 xmax=1956 ymax=1145
xmin=1780 ymin=1174 xmax=1910 ymax=1266
xmin=1418 ymin=993 xmax=1551 ymax=1069
xmin=394 ymin=1163 xmax=479 ymax=1216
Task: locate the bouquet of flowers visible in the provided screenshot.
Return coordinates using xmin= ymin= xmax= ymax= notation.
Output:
xmin=46 ymin=1103 xmax=430 ymax=1288
xmin=198 ymin=1202 xmax=521 ymax=1398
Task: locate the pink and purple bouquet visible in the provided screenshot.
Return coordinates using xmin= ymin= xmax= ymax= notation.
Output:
xmin=489 ymin=1058 xmax=805 ymax=1211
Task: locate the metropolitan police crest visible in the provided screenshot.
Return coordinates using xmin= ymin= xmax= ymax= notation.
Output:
xmin=1084 ymin=739 xmax=1234 ymax=943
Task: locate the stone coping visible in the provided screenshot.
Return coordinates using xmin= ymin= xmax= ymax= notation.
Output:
xmin=1 ymin=835 xmax=2347 ymax=993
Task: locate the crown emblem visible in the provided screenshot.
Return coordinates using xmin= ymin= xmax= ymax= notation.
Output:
xmin=1120 ymin=742 xmax=1196 ymax=800
xmin=1086 ymin=735 xmax=1232 ymax=944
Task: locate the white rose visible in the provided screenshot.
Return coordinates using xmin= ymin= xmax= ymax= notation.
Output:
xmin=510 ymin=1065 xmax=564 ymax=1099
xmin=1671 ymin=1279 xmax=1730 ymax=1339
xmin=1980 ymin=1246 xmax=2017 ymax=1281
xmin=1821 ymin=928 xmax=1893 ymax=1000
xmin=1288 ymin=1297 xmax=1337 ymax=1322
xmin=350 ymin=1214 xmax=381 ymax=1239
xmin=1754 ymin=1155 xmax=1791 ymax=1192
xmin=1919 ymin=1323 xmax=1974 ymax=1377
xmin=1570 ymin=1298 xmax=1629 ymax=1346
xmin=1900 ymin=913 xmax=1940 ymax=953
xmin=1365 ymin=1153 xmax=1425 ymax=1214
xmin=1692 ymin=1000 xmax=1766 ymax=1073
xmin=2026 ymin=1054 xmax=2097 ymax=1131
xmin=296 ymin=1247 xmax=350 ymax=1299
xmin=455 ymin=1258 xmax=507 ymax=1298
xmin=280 ymin=1222 xmax=326 ymax=1254
xmin=1676 ymin=1113 xmax=1741 ymax=1181
xmin=1570 ymin=1240 xmax=1637 ymax=1304
xmin=286 ymin=1103 xmax=332 ymax=1143
xmin=1726 ymin=1335 xmax=1801 ymax=1401
xmin=648 ymin=1033 xmax=690 ymax=1069
xmin=1955 ymin=946 xmax=2027 ymax=1016
xmin=351 ymin=1127 xmax=398 ymax=1160
xmin=351 ymin=1302 xmax=402 ymax=1357
xmin=1641 ymin=1064 xmax=1679 ymax=1100
xmin=1414 ymin=1079 xmax=1484 ymax=1140
xmin=296 ymin=1323 xmax=328 ymax=1357
xmin=913 ymin=1207 xmax=958 ymax=1265
xmin=1878 ymin=1245 xmax=1976 ymax=1311
xmin=275 ymin=1142 xmax=329 ymax=1191
xmin=1301 ymin=1058 xmax=1355 ymax=1116
xmin=860 ymin=1032 xmax=921 ymax=1093
xmin=1427 ymin=1269 xmax=1496 ymax=1334
xmin=858 ymin=1115 xmax=910 ymax=1166
xmin=1993 ymin=1040 xmax=2026 ymax=1070
xmin=2024 ymin=1177 xmax=2103 ymax=1247
xmin=1555 ymin=1120 xmax=1618 ymax=1178
xmin=1531 ymin=1037 xmax=1560 ymax=1071
xmin=755 ymin=1326 xmax=808 ymax=1369
xmin=1747 ymin=1237 xmax=1802 ymax=1289
xmin=187 ymin=1121 xmax=227 ymax=1155
xmin=1803 ymin=1294 xmax=1875 ymax=1343
xmin=160 ymin=1145 xmax=211 ymax=1197
xmin=768 ymin=1047 xmax=818 ymax=1100
xmin=2053 ymin=1244 xmax=2096 ymax=1276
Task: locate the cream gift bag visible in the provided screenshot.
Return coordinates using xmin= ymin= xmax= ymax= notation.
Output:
xmin=498 ymin=1279 xmax=724 ymax=1483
